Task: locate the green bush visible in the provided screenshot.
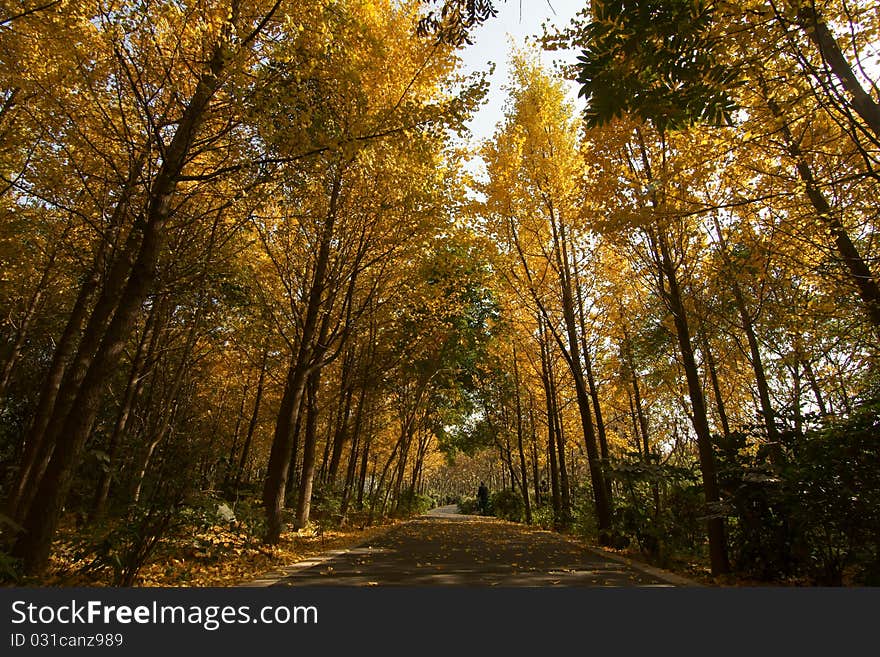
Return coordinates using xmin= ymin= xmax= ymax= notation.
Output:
xmin=490 ymin=489 xmax=523 ymax=522
xmin=457 ymin=496 xmax=479 ymax=515
xmin=531 ymin=504 xmax=556 ymax=530
xmin=394 ymin=490 xmax=436 ymax=517
xmin=607 ymin=457 xmax=703 ymax=564
xmin=306 ymin=484 xmax=343 ymax=524
xmin=716 ymin=394 xmax=880 ymax=584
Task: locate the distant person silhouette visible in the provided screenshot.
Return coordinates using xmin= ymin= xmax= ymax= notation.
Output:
xmin=477 ymin=481 xmax=489 ymax=515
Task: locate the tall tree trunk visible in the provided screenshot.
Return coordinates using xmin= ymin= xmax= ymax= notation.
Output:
xmin=794 ymin=5 xmax=880 ymax=141
xmin=224 ymin=381 xmax=250 ymax=488
xmin=699 ymin=324 xmax=732 ymax=440
xmin=327 ymin=347 xmax=356 ymax=484
xmin=574 ymin=264 xmax=613 ymax=504
xmin=802 ymin=359 xmax=828 ymax=416
xmin=10 ymin=13 xmax=244 ymax=572
xmin=528 ymin=390 xmax=541 ymax=507
xmin=512 ymin=345 xmax=532 ymax=523
xmin=234 ymin=343 xmax=269 ymax=496
xmin=545 ymin=206 xmax=611 ymax=539
xmin=632 ymin=129 xmax=729 ymax=574
xmin=710 ymin=215 xmax=777 ymax=444
xmin=7 ymin=206 xmax=129 ymax=522
xmin=263 ymin=173 xmax=342 ymax=542
xmin=547 ymin=347 xmax=571 ymax=526
xmin=653 ymin=227 xmax=730 ymax=575
xmin=356 ymin=427 xmax=372 ymax=511
xmin=340 ymin=353 xmax=371 ymax=517
xmin=90 ymin=297 xmax=163 ymax=521
xmin=0 ymin=238 xmax=65 ymax=403
xmin=760 ymin=80 xmax=880 ymax=330
xmin=294 ymin=369 xmax=322 ymax=530
xmin=538 ymin=320 xmax=561 ymax=524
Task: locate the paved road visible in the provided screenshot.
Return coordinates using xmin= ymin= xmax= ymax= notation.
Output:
xmin=265 ymin=505 xmax=685 ymax=587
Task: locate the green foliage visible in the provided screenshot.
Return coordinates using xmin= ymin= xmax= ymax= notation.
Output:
xmin=0 ymin=515 xmax=23 ymax=581
xmin=531 ymin=504 xmax=556 ymax=530
xmin=490 ymin=488 xmax=523 ymax=521
xmin=607 ymin=457 xmax=705 ymax=564
xmin=577 ymin=0 xmax=739 ymax=130
xmin=306 ymin=484 xmax=344 ymax=524
xmin=457 ymin=496 xmax=479 ymax=515
xmin=716 ymin=395 xmax=880 ymax=584
xmin=395 ymin=490 xmax=437 ymax=518
xmin=73 ymin=504 xmax=179 ymax=586
xmin=417 ymin=0 xmax=498 ymax=46
xmin=789 ymin=405 xmax=880 ymax=585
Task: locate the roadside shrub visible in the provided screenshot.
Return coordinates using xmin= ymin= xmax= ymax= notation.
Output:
xmin=531 ymin=504 xmax=555 ymax=530
xmin=608 ymin=457 xmax=703 ymax=564
xmin=457 ymin=496 xmax=478 ymax=515
xmin=307 ymin=484 xmax=344 ymax=524
xmin=394 ymin=490 xmax=435 ymax=517
xmin=717 ymin=394 xmax=880 ymax=584
xmin=490 ymin=489 xmax=523 ymax=521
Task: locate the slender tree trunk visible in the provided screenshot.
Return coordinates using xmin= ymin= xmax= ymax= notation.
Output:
xmin=294 ymin=369 xmax=322 ymax=530
xmin=340 ymin=360 xmax=369 ymax=517
xmin=795 ymin=5 xmax=880 ymax=141
xmin=90 ymin=298 xmax=163 ymax=521
xmin=0 ymin=240 xmax=64 ymax=402
xmin=710 ymin=215 xmax=777 ymax=444
xmin=699 ymin=324 xmax=732 ymax=440
xmin=512 ymin=345 xmax=532 ymax=523
xmin=803 ymin=359 xmax=828 ymax=416
xmin=224 ymin=381 xmax=250 ymax=487
xmin=327 ymin=348 xmax=356 ymax=483
xmin=546 ymin=207 xmax=611 ymax=538
xmin=263 ymin=173 xmax=342 ymax=542
xmin=632 ymin=129 xmax=729 ymax=574
xmin=791 ymin=362 xmax=804 ymax=437
xmin=654 ymin=228 xmax=730 ymax=574
xmin=628 ymin=389 xmax=643 ymax=458
xmin=356 ymin=429 xmax=371 ymax=511
xmin=760 ymin=81 xmax=880 ymax=330
xmin=10 ymin=16 xmax=243 ymax=572
xmin=574 ymin=265 xmax=613 ymax=505
xmin=284 ymin=391 xmax=305 ymax=506
xmin=547 ymin=348 xmax=571 ymax=526
xmin=132 ymin=286 xmax=209 ymax=502
xmin=7 ymin=231 xmax=115 ymax=522
xmin=528 ymin=391 xmax=540 ymax=507
xmin=234 ymin=343 xmax=268 ymax=495
xmin=538 ymin=320 xmax=561 ymax=524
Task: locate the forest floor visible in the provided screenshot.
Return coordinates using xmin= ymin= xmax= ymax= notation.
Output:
xmin=247 ymin=505 xmax=697 ymax=587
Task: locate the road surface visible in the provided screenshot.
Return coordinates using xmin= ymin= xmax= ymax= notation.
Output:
xmin=251 ymin=505 xmax=692 ymax=587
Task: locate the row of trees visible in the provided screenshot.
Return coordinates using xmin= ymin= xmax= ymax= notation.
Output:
xmin=1 ymin=0 xmax=877 ymax=586
xmin=0 ymin=0 xmax=500 ymax=581
xmin=459 ymin=0 xmax=879 ymax=584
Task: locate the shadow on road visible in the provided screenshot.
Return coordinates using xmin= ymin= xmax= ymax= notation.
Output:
xmin=261 ymin=505 xmax=683 ymax=587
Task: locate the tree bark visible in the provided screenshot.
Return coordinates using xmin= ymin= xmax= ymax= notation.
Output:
xmin=653 ymin=228 xmax=730 ymax=575
xmin=546 ymin=206 xmax=610 ymax=537
xmin=90 ymin=297 xmax=163 ymax=521
xmin=795 ymin=6 xmax=880 ymax=141
xmin=263 ymin=173 xmax=342 ymax=542
xmin=512 ymin=344 xmax=532 ymax=523
xmin=761 ymin=82 xmax=880 ymax=331
xmin=538 ymin=318 xmax=561 ymax=524
xmin=294 ymin=369 xmax=322 ymax=530
xmin=327 ymin=347 xmax=356 ymax=483
xmin=234 ymin=343 xmax=269 ymax=496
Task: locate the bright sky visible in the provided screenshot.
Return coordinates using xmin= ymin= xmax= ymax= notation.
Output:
xmin=456 ymin=0 xmax=586 ymax=147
